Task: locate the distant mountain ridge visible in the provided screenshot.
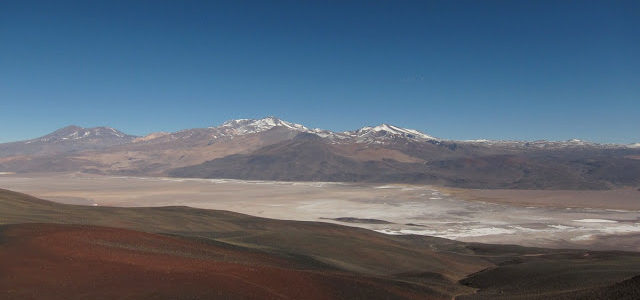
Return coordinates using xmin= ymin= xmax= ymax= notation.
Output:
xmin=0 ymin=125 xmax=136 ymax=157
xmin=1 ymin=117 xmax=639 ymax=189
xmin=3 ymin=117 xmax=637 ymax=149
xmin=131 ymin=116 xmax=439 ymax=145
xmin=34 ymin=125 xmax=132 ymax=142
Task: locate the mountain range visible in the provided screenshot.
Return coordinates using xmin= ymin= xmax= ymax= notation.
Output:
xmin=1 ymin=117 xmax=639 ymax=189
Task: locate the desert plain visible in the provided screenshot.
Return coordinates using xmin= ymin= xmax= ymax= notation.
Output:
xmin=2 ymin=172 xmax=639 ymax=252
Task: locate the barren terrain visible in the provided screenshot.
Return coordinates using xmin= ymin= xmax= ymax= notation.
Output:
xmin=2 ymin=172 xmax=639 ymax=251
xmin=3 ymin=188 xmax=640 ymax=299
xmin=445 ymin=187 xmax=640 ymax=210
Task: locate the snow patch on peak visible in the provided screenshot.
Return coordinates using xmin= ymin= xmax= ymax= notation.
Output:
xmin=106 ymin=127 xmax=125 ymax=137
xmin=462 ymin=138 xmax=627 ymax=150
xmin=32 ymin=126 xmax=133 ymax=143
xmin=628 ymin=143 xmax=640 ymax=148
xmin=218 ymin=117 xmax=309 ymax=135
xmin=354 ymin=123 xmax=436 ymax=141
xmin=210 ymin=117 xmax=437 ymax=144
xmin=565 ymin=139 xmax=589 ymax=145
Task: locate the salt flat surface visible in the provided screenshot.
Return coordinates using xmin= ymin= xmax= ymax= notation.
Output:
xmin=1 ymin=172 xmax=640 ymax=251
xmin=573 ymin=219 xmax=618 ymax=223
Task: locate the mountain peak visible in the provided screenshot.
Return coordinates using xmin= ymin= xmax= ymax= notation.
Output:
xmin=54 ymin=125 xmax=84 ymax=134
xmin=33 ymin=125 xmax=134 ymax=143
xmin=216 ymin=117 xmax=437 ymax=143
xmin=219 ymin=117 xmax=308 ymax=135
xmin=355 ymin=124 xmax=436 ymax=141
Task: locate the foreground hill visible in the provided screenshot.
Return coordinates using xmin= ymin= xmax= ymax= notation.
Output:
xmin=2 ymin=189 xmax=640 ymax=299
xmin=0 ymin=223 xmax=443 ymax=300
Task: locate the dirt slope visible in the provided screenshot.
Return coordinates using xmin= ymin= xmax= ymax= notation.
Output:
xmin=0 ymin=223 xmax=444 ymax=300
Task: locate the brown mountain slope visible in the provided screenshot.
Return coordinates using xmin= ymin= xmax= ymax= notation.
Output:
xmin=169 ymin=133 xmax=436 ymax=182
xmin=169 ymin=133 xmax=640 ymax=189
xmin=567 ymin=275 xmax=640 ymax=300
xmin=0 ymin=188 xmax=485 ymax=295
xmin=2 ymin=120 xmax=640 ymax=189
xmin=0 ymin=125 xmax=136 ymax=157
xmin=0 ymin=127 xmax=301 ymax=176
xmin=0 ymin=223 xmax=444 ymax=300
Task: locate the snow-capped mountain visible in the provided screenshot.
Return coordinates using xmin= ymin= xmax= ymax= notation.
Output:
xmin=170 ymin=118 xmax=640 ymax=189
xmin=216 ymin=117 xmax=344 ymax=140
xmin=125 ymin=116 xmax=634 ymax=149
xmin=460 ymin=138 xmax=623 ymax=150
xmin=132 ymin=117 xmax=437 ymax=145
xmin=26 ymin=125 xmax=133 ymax=144
xmin=3 ymin=118 xmax=632 ymax=153
xmin=346 ymin=124 xmax=437 ymax=143
xmin=1 ymin=117 xmax=638 ymax=189
xmin=219 ymin=117 xmax=308 ymax=135
xmin=213 ymin=117 xmax=438 ymax=143
xmin=0 ymin=125 xmax=136 ymax=157
xmin=132 ymin=117 xmax=311 ymax=144
xmin=219 ymin=117 xmax=344 ymax=139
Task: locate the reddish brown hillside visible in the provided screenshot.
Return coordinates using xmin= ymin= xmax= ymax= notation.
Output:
xmin=0 ymin=223 xmax=444 ymax=300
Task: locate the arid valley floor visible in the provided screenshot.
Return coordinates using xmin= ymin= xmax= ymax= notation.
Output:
xmin=2 ymin=172 xmax=640 ymax=252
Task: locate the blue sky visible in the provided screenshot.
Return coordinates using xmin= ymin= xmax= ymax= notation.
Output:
xmin=1 ymin=0 xmax=638 ymax=143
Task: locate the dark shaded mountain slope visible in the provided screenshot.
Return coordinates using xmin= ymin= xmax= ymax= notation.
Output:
xmin=170 ymin=133 xmax=435 ymax=182
xmin=2 ymin=118 xmax=640 ymax=190
xmin=170 ymin=133 xmax=640 ymax=189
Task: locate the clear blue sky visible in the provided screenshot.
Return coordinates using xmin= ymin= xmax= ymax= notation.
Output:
xmin=1 ymin=0 xmax=638 ymax=143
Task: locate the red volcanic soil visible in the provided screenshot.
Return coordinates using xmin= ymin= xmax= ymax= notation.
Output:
xmin=0 ymin=223 xmax=441 ymax=300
